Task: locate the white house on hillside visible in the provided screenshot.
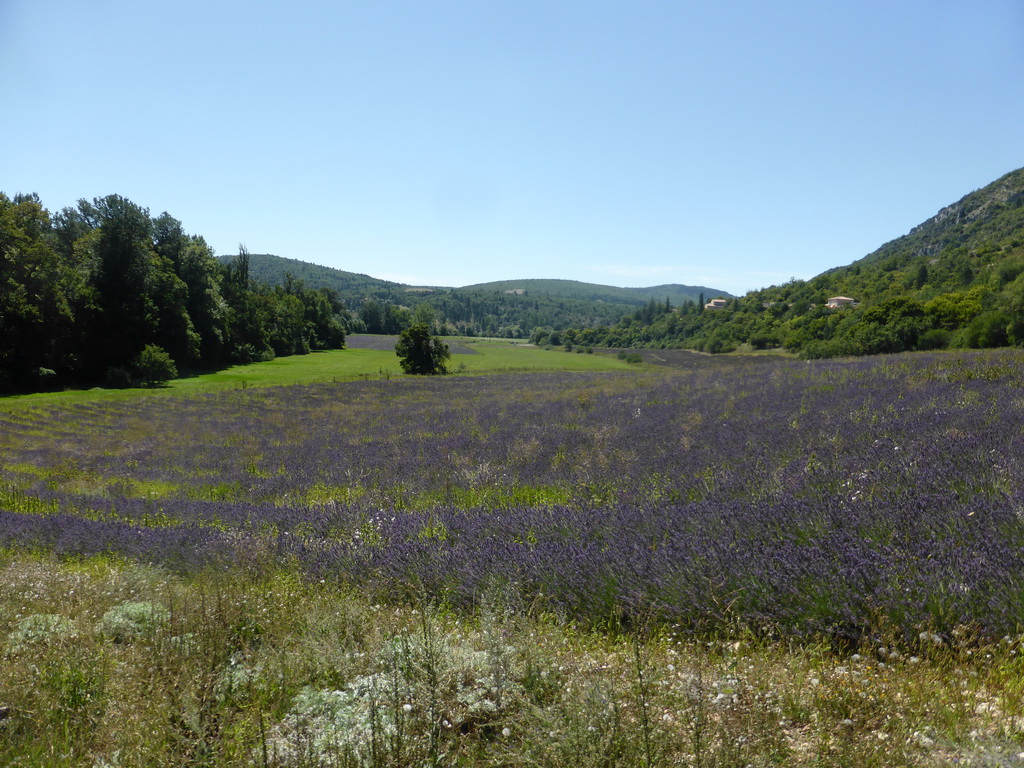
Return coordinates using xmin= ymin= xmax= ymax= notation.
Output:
xmin=826 ymin=296 xmax=857 ymax=309
xmin=704 ymin=298 xmax=728 ymax=310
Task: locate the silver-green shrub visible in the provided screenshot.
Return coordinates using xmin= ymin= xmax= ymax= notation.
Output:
xmin=97 ymin=601 xmax=169 ymax=642
xmin=6 ymin=613 xmax=79 ymax=654
xmin=265 ymin=626 xmax=529 ymax=766
xmin=265 ymin=675 xmax=396 ymax=767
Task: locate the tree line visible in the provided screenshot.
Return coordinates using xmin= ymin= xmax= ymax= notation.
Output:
xmin=334 ymin=287 xmax=637 ymax=339
xmin=547 ymin=249 xmax=1024 ymax=358
xmin=0 ymin=193 xmax=348 ymax=393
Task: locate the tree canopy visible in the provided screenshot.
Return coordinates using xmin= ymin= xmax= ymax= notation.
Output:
xmin=395 ymin=324 xmax=450 ymax=375
xmin=0 ymin=192 xmax=349 ymax=393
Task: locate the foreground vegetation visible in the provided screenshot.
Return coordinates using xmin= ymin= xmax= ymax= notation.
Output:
xmin=5 ymin=554 xmax=1024 ymax=767
xmin=4 ymin=348 xmax=1024 ymax=764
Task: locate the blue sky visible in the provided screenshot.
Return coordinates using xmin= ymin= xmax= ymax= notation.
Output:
xmin=2 ymin=1 xmax=1022 ymax=295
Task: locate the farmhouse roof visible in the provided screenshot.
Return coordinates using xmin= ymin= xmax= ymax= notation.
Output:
xmin=826 ymin=296 xmax=857 ymax=308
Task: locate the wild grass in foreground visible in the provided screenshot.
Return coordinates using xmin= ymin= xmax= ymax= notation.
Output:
xmin=3 ymin=553 xmax=1024 ymax=768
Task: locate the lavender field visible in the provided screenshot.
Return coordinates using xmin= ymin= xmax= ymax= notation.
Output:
xmin=4 ymin=349 xmax=1024 ymax=642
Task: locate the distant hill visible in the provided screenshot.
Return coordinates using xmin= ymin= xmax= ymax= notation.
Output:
xmin=460 ymin=278 xmax=725 ymax=308
xmin=556 ymin=166 xmax=1024 ymax=357
xmin=219 ymin=253 xmax=732 ymax=338
xmin=225 ymin=253 xmax=407 ymax=299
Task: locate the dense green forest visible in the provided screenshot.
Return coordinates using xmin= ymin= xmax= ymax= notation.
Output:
xmin=560 ymin=167 xmax=1024 ymax=357
xmin=0 ymin=194 xmax=348 ymax=393
xmin=233 ymin=253 xmax=727 ymax=338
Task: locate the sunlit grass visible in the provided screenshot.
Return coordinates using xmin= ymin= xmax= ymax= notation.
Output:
xmin=451 ymin=339 xmax=640 ymax=373
xmin=0 ymin=338 xmax=639 ymax=409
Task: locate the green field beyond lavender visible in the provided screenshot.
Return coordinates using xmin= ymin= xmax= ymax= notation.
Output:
xmin=4 ymin=348 xmax=1024 ymax=766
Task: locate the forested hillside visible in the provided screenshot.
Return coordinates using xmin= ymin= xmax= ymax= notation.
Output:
xmin=564 ymin=167 xmax=1024 ymax=356
xmin=238 ymin=253 xmax=406 ymax=301
xmin=230 ymin=253 xmax=728 ymax=338
xmin=460 ymin=278 xmax=719 ymax=307
xmin=0 ymin=194 xmax=348 ymax=393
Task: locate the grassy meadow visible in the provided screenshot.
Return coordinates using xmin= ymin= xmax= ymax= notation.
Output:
xmin=3 ymin=342 xmax=1024 ymax=766
xmin=0 ymin=336 xmax=636 ymax=408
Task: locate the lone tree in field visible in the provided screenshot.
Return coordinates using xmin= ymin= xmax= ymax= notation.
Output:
xmin=395 ymin=323 xmax=451 ymax=375
xmin=133 ymin=344 xmax=178 ymax=387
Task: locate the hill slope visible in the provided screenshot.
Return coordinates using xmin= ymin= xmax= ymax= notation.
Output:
xmin=230 ymin=253 xmax=406 ymax=299
xmin=821 ymin=166 xmax=1024 ymax=298
xmin=559 ymin=166 xmax=1024 ymax=356
xmin=219 ymin=253 xmax=732 ymax=338
xmin=459 ymin=278 xmax=725 ymax=307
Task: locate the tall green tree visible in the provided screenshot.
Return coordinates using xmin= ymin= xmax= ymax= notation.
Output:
xmin=221 ymin=248 xmax=274 ymax=363
xmin=0 ymin=194 xmax=82 ymax=389
xmin=83 ymin=195 xmax=199 ymax=378
xmin=88 ymin=195 xmax=156 ymax=374
xmin=0 ymin=192 xmax=349 ymax=392
xmin=395 ymin=323 xmax=450 ymax=375
xmin=178 ymin=236 xmax=229 ymax=366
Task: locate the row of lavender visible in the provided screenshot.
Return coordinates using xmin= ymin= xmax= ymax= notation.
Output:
xmin=2 ymin=490 xmax=1021 ymax=639
xmin=6 ymin=363 xmax=1020 ymax=507
xmin=3 ymin=350 xmax=1024 ymax=637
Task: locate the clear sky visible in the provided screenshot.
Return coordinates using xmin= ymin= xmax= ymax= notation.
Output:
xmin=2 ymin=1 xmax=1022 ymax=295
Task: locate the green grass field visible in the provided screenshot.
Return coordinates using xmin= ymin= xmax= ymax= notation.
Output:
xmin=0 ymin=338 xmax=640 ymax=408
